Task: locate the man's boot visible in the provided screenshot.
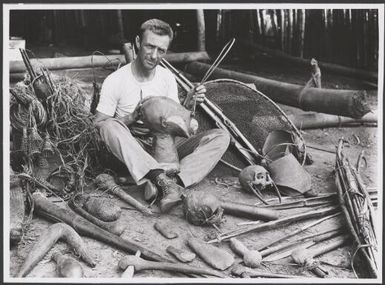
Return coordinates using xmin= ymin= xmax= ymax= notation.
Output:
xmin=144 ymin=181 xmax=158 ymax=202
xmin=154 ymin=173 xmax=183 ymax=213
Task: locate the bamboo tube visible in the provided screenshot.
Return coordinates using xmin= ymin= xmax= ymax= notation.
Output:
xmin=220 ymin=200 xmax=279 ymax=221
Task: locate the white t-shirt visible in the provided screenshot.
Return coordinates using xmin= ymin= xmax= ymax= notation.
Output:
xmin=97 ymin=63 xmax=179 ymax=118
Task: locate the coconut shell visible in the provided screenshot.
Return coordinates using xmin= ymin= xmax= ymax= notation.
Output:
xmin=84 ymin=197 xmax=121 ymax=222
xmin=183 ymin=191 xmax=224 ymax=226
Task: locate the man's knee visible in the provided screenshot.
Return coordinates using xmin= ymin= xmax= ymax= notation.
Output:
xmin=207 ymin=128 xmax=231 ymax=148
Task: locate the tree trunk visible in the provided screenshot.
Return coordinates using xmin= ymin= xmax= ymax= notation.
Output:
xmin=185 ymin=61 xmax=370 ymax=119
xmin=10 ymin=51 xmax=211 ymax=73
xmin=298 ymin=9 xmax=305 ymax=58
xmin=116 ymin=10 xmax=125 ymax=43
xmin=259 ymin=9 xmax=265 ymax=45
xmin=196 ymin=9 xmax=206 ymax=51
xmin=216 ymin=9 xmax=222 ymax=42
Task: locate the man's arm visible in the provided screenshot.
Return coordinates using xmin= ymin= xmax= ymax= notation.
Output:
xmin=93 ymin=111 xmax=112 ymax=129
xmin=93 ymin=108 xmax=140 ymax=130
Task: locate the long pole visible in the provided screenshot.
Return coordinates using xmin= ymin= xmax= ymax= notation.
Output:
xmin=160 ymin=58 xmax=261 ymax=165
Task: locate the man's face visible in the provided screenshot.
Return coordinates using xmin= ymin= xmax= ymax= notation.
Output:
xmin=137 ymin=30 xmax=171 ymax=71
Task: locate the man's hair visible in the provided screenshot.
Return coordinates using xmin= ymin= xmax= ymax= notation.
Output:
xmin=139 ymin=19 xmax=174 ymax=41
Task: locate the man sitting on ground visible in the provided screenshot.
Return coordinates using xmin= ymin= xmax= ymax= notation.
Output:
xmin=94 ymin=19 xmax=230 ymax=213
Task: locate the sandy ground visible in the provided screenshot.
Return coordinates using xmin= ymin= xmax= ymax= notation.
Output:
xmin=8 ymin=51 xmax=380 ymax=280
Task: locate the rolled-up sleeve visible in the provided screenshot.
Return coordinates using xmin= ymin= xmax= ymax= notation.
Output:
xmin=96 ymin=77 xmax=117 ymax=116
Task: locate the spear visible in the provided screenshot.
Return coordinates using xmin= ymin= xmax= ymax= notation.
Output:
xmin=207 ymin=205 xmax=339 ymax=243
xmin=257 ymin=212 xmax=341 ymax=252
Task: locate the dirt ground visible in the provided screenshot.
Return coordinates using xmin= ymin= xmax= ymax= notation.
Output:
xmin=8 ymin=47 xmax=380 ymax=280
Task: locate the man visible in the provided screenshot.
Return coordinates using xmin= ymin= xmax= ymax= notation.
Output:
xmin=94 ymin=19 xmax=230 ymax=213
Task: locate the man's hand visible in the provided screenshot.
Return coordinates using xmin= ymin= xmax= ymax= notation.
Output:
xmin=185 ymin=84 xmax=206 ymax=110
xmin=194 ymin=84 xmax=206 ymax=104
xmin=120 ymin=99 xmax=143 ymax=126
xmin=120 ymin=96 xmax=154 ymax=126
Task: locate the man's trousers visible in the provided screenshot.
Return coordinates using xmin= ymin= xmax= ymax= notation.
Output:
xmin=99 ymin=118 xmax=230 ymax=187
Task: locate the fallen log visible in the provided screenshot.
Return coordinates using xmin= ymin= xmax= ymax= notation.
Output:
xmin=238 ymin=40 xmax=378 ymax=83
xmin=185 ymin=62 xmax=370 ymax=119
xmin=288 ymin=111 xmax=377 ymax=130
xmin=10 ymin=51 xmax=210 ymax=74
